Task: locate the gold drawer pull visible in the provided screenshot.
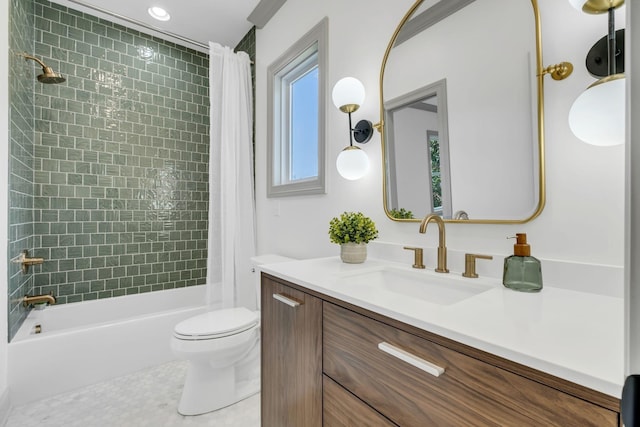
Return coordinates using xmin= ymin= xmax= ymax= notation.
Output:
xmin=378 ymin=342 xmax=445 ymax=377
xmin=272 ymin=293 xmax=301 ymax=308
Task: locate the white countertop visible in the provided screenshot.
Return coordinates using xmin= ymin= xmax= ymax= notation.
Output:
xmin=260 ymin=257 xmax=624 ymax=398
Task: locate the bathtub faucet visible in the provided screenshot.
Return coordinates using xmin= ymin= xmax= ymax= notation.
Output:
xmin=23 ymin=291 xmax=56 ymax=307
xmin=12 ymin=250 xmax=45 ymax=273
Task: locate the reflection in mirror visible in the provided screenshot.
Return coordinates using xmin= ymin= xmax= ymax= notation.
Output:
xmin=381 ymin=0 xmax=543 ymax=222
xmin=385 ymin=80 xmax=452 ymax=220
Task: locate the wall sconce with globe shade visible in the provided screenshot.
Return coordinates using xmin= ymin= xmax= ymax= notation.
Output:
xmin=332 ymin=77 xmax=374 ymax=180
xmin=567 ymin=0 xmax=625 ymax=146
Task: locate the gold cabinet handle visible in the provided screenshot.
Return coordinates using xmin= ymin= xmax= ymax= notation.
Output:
xmin=403 ymin=246 xmax=425 ymax=269
xmin=462 ymin=253 xmax=493 ymax=278
xmin=272 ymin=293 xmax=301 ymax=308
xmin=378 ymin=342 xmax=445 ymax=377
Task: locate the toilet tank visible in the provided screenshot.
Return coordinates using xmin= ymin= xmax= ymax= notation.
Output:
xmin=250 ymin=255 xmax=296 ymax=310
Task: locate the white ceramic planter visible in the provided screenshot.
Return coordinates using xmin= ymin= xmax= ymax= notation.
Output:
xmin=340 ymin=243 xmax=367 ymax=264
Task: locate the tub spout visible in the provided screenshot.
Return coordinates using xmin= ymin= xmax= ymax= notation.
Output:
xmin=23 ymin=292 xmax=56 ymax=307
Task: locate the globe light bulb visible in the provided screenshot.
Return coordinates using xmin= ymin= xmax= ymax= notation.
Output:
xmin=568 ymin=75 xmax=625 ymax=146
xmin=336 ymin=146 xmax=370 ymax=180
xmin=332 ymin=77 xmax=365 ymax=112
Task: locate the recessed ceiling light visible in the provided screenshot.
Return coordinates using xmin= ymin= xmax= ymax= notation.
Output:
xmin=148 ymin=6 xmax=170 ymax=21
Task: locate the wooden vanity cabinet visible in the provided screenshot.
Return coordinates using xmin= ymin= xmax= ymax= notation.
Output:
xmin=261 ymin=273 xmax=620 ymax=427
xmin=324 ymin=302 xmax=618 ymax=427
xmin=260 ymin=275 xmax=322 ymax=427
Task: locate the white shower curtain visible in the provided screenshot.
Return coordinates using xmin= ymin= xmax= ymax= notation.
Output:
xmin=206 ymin=42 xmax=257 ymax=309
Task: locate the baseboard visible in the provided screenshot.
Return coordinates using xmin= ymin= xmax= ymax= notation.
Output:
xmin=0 ymin=387 xmax=10 ymax=426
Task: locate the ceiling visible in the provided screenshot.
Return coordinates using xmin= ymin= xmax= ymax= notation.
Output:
xmin=48 ymin=0 xmax=262 ymax=52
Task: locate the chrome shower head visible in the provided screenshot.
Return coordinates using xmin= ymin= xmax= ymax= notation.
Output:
xmin=22 ymin=54 xmax=66 ymax=84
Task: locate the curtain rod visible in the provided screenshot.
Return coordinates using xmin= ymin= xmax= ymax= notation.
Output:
xmin=66 ymin=0 xmax=255 ymax=63
xmin=68 ymin=0 xmax=209 ymax=51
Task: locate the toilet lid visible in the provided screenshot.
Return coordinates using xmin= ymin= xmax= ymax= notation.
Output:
xmin=174 ymin=308 xmax=259 ymax=340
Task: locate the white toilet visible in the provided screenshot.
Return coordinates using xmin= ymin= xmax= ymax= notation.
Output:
xmin=171 ymin=254 xmax=294 ymax=416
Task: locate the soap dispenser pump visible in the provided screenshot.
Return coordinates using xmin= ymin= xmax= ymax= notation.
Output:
xmin=502 ymin=233 xmax=543 ymax=292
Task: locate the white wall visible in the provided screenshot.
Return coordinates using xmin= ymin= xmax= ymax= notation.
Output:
xmin=256 ymin=0 xmax=625 ymax=272
xmin=1 ymin=0 xmax=11 ymax=418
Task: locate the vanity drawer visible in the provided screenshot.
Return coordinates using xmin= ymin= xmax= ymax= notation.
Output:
xmin=323 ymin=375 xmax=397 ymax=427
xmin=323 ymin=303 xmax=618 ymax=427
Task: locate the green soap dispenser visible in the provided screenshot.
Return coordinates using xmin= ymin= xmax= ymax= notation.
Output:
xmin=502 ymin=233 xmax=543 ymax=292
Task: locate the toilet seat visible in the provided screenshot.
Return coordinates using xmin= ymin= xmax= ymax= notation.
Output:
xmin=174 ymin=308 xmax=259 ymax=341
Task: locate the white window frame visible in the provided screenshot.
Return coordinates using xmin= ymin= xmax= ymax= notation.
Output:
xmin=267 ymin=18 xmax=327 ymax=197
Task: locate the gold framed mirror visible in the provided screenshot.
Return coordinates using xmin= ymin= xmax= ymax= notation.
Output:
xmin=378 ymin=0 xmax=571 ymax=223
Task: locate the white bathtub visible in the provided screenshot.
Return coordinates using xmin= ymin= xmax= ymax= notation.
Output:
xmin=8 ymin=285 xmax=210 ymax=406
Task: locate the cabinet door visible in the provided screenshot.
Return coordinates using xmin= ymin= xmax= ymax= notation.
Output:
xmin=261 ymin=275 xmax=322 ymax=427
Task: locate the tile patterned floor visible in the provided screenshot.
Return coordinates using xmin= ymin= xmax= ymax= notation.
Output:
xmin=5 ymin=360 xmax=260 ymax=427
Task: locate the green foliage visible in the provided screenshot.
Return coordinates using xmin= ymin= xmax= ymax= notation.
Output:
xmin=429 ymin=136 xmax=442 ymax=209
xmin=389 ymin=208 xmax=414 ymax=219
xmin=328 ymin=212 xmax=379 ymax=244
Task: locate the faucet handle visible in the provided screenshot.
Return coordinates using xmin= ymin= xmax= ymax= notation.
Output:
xmin=462 ymin=253 xmax=493 ymax=278
xmin=403 ymin=246 xmax=425 ymax=269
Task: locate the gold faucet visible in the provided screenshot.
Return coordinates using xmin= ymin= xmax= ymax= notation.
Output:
xmin=22 ymin=292 xmax=56 ymax=307
xmin=12 ymin=250 xmax=45 ymax=273
xmin=462 ymin=253 xmax=493 ymax=278
xmin=403 ymin=246 xmax=425 ymax=269
xmin=419 ymin=214 xmax=449 ymax=273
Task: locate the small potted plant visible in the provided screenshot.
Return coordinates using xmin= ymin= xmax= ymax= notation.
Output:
xmin=328 ymin=211 xmax=379 ymax=263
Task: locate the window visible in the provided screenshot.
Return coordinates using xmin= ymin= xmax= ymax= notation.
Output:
xmin=427 ymin=130 xmax=443 ymax=213
xmin=267 ymin=18 xmax=327 ymax=197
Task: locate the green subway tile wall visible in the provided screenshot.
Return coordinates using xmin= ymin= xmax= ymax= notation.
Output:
xmin=8 ymin=0 xmax=257 ymax=341
xmin=8 ymin=0 xmax=36 ymax=341
xmin=29 ymin=0 xmax=210 ymax=306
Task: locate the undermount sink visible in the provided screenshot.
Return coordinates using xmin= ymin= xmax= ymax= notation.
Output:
xmin=335 ymin=266 xmax=493 ymax=306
